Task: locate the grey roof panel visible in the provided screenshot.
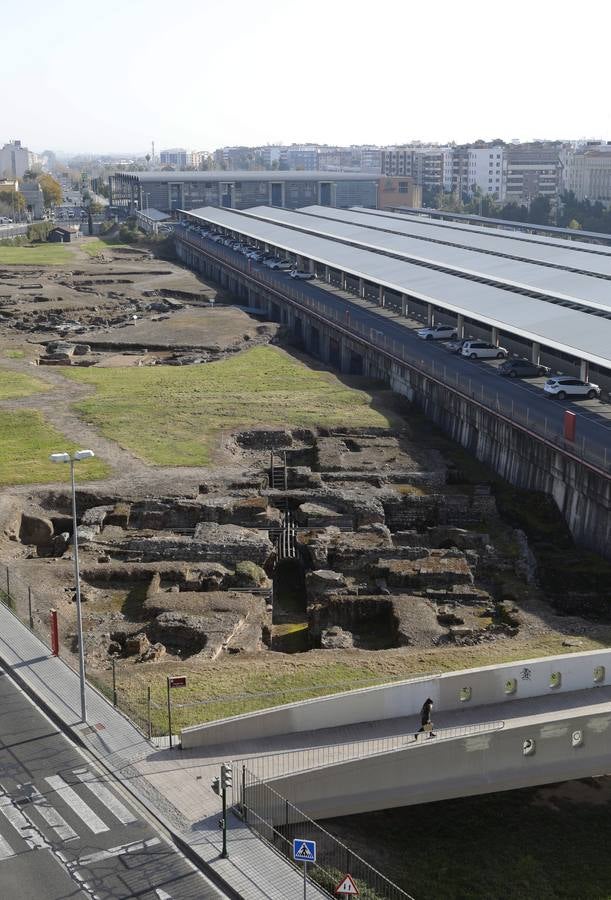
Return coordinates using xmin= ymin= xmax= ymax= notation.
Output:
xmin=239 ymin=205 xmax=611 ymax=310
xmin=182 ymin=206 xmax=611 ymax=369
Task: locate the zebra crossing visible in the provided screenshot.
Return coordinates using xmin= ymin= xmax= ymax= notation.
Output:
xmin=0 ymin=766 xmax=145 ymax=868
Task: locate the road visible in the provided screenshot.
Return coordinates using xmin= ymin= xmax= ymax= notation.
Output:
xmin=0 ymin=667 xmax=226 ymax=900
xmin=179 ymin=230 xmax=611 ymax=472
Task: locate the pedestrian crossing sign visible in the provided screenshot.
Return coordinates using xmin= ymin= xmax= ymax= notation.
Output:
xmin=335 ymin=873 xmax=359 ymax=895
xmin=292 ymin=838 xmax=317 ymax=862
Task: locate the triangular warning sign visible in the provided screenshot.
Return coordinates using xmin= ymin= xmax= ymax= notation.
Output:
xmin=335 ymin=874 xmax=359 ymax=895
xmin=295 ymin=842 xmax=314 ymax=859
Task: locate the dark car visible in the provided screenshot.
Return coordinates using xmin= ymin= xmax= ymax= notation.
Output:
xmin=498 ymin=358 xmax=550 ymax=378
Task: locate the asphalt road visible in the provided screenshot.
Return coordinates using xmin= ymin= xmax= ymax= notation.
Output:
xmin=181 ymin=230 xmax=611 ymax=471
xmin=0 ymin=668 xmax=227 ymax=900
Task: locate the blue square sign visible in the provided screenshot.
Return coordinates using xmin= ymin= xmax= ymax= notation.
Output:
xmin=293 ymin=839 xmax=316 ymax=862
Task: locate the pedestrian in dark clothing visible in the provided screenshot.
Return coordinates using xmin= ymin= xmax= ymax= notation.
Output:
xmin=415 ymin=698 xmax=436 ymax=739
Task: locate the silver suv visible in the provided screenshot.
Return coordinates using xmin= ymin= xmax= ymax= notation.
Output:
xmin=543 ymin=376 xmax=601 ymax=400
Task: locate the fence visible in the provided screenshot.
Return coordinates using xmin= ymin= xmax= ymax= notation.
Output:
xmin=176 ymin=227 xmax=611 ymax=475
xmin=234 ymin=764 xmax=415 ymax=900
xmin=234 ymin=719 xmax=505 ymax=782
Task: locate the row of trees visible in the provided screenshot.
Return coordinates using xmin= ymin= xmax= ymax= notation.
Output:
xmin=425 ymin=188 xmax=611 ymax=235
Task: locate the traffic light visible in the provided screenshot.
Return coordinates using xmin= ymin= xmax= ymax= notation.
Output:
xmin=220 ymin=762 xmax=233 ymax=791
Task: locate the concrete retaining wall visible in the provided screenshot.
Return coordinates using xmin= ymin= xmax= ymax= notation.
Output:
xmin=181 ymin=648 xmax=611 ymax=748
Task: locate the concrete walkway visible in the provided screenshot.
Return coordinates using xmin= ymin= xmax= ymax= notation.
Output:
xmin=0 ymin=600 xmax=327 ymax=900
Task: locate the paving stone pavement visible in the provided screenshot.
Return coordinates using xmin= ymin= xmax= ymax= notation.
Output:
xmin=0 ymin=601 xmax=328 ymax=899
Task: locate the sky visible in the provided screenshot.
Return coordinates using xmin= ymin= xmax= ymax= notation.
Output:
xmin=2 ymin=0 xmax=609 ymax=155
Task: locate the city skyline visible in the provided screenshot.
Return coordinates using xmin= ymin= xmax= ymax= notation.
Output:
xmin=3 ymin=0 xmax=609 ymax=155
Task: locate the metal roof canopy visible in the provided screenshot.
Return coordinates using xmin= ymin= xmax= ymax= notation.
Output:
xmin=115 ymin=171 xmax=380 ymax=183
xmin=388 ymin=206 xmax=611 ymax=245
xmin=238 ymin=205 xmax=611 ymax=311
xmin=353 ymin=207 xmax=611 ymax=266
xmin=180 ymin=206 xmax=611 ymax=370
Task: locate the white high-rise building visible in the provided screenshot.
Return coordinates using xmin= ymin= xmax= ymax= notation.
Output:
xmin=466 ymin=147 xmax=505 ymax=199
xmin=0 ymin=140 xmax=34 ymax=179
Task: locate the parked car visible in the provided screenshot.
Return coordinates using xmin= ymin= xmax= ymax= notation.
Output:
xmin=543 ymin=376 xmax=601 ymax=400
xmin=271 ymin=259 xmax=293 ymax=270
xmin=417 ymin=324 xmax=457 ymax=341
xmin=461 ymin=340 xmax=508 ymax=360
xmin=498 ymin=358 xmax=550 ymax=378
xmin=290 ymin=269 xmax=315 ymax=280
xmin=444 ymin=338 xmax=470 ymax=354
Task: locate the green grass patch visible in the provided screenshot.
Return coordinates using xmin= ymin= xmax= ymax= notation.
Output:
xmin=81 ymin=237 xmax=129 ymax=257
xmin=0 ymin=368 xmax=50 ymax=400
xmin=0 ymin=410 xmax=110 ymax=485
xmin=61 ymin=346 xmax=395 ymax=466
xmin=0 ymin=244 xmax=74 ymax=264
xmin=2 ymin=349 xmax=25 ymax=359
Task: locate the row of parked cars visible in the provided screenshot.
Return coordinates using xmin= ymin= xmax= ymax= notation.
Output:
xmin=415 ymin=324 xmax=601 ymax=400
xmin=181 ymin=223 xmax=315 ymax=280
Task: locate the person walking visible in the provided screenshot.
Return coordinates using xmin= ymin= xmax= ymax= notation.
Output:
xmin=415 ymin=697 xmax=436 ymax=739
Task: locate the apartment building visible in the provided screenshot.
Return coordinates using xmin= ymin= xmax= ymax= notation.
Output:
xmin=504 ymin=144 xmax=561 ymax=203
xmin=562 ymin=144 xmax=611 ymax=204
xmin=159 ymin=148 xmax=189 ymax=168
xmin=381 ymin=147 xmax=447 ymax=194
xmin=0 ymin=140 xmax=36 ymax=179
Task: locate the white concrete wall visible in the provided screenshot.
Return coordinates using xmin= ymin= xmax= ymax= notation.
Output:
xmin=181 ymin=649 xmax=611 ymax=749
xmin=260 ymin=707 xmax=611 ymax=821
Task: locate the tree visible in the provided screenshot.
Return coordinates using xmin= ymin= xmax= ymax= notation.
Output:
xmin=37 ymin=174 xmax=62 ymax=208
xmin=568 ymin=218 xmax=582 ymax=230
xmin=0 ymin=188 xmax=26 ymax=216
xmin=528 ymin=195 xmax=551 ymax=226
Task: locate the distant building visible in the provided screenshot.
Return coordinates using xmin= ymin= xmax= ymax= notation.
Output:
xmin=159 ymin=148 xmax=189 ymax=168
xmin=20 ymin=180 xmax=45 ymax=219
xmin=109 ymin=171 xmax=380 ymax=214
xmin=0 ymin=140 xmax=34 ymax=179
xmin=377 ymin=177 xmax=422 ymax=210
xmin=49 ymin=224 xmax=80 ymax=242
xmin=381 ymin=147 xmax=448 ymax=195
xmin=504 ymin=144 xmax=561 ymax=204
xmin=285 ymin=146 xmax=319 ymax=171
xmin=562 ymin=144 xmax=611 ymax=205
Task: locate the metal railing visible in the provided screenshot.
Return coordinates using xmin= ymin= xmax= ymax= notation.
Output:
xmin=234 ymin=719 xmax=505 ymax=782
xmin=176 ymin=227 xmax=611 ymax=475
xmin=235 ymin=764 xmax=415 ymax=900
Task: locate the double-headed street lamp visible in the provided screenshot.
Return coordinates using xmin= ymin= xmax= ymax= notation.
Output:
xmin=50 ymin=449 xmax=95 ymax=724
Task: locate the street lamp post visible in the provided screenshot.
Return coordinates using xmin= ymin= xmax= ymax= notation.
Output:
xmin=50 ymin=450 xmax=95 ymax=723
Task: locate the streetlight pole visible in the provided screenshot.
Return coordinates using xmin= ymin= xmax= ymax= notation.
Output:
xmin=50 ymin=449 xmax=95 ymax=723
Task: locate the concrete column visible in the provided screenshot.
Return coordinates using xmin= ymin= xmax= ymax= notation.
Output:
xmin=342 ymin=272 xmax=348 ymax=291
xmin=401 ymin=294 xmax=408 ymax=317
xmin=378 ymin=285 xmax=385 ymax=308
xmin=580 ymin=359 xmax=590 ymax=382
xmin=457 ymin=314 xmax=465 ymax=338
xmin=531 ymin=341 xmax=541 ymax=364
xmin=491 ymin=326 xmax=499 ymax=346
xmin=358 ymin=278 xmax=365 ymax=298
xmin=427 ymin=303 xmax=433 ymax=326
xmin=325 ymin=266 xmax=330 ymax=283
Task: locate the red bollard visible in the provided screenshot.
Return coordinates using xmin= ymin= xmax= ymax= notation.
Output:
xmin=50 ymin=609 xmax=59 ymax=656
xmin=564 ymin=410 xmax=576 ymax=442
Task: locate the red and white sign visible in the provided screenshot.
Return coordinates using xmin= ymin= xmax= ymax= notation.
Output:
xmin=167 ymin=676 xmax=187 ymax=689
xmin=335 ymin=874 xmax=359 ymax=896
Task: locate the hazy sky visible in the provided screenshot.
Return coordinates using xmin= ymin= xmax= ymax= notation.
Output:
xmin=3 ymin=0 xmax=609 ymax=154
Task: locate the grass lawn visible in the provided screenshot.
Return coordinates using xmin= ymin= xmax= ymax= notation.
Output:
xmin=93 ymin=632 xmax=609 ymax=736
xmin=81 ymin=237 xmax=129 ymax=257
xmin=2 ymin=349 xmax=25 ymax=359
xmin=0 ymin=244 xmax=74 ymax=264
xmin=0 ymin=368 xmax=50 ymax=399
xmin=61 ymin=345 xmax=396 ymax=465
xmin=0 ymin=410 xmax=110 ymax=485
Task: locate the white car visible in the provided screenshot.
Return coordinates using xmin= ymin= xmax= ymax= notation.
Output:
xmin=543 ymin=376 xmax=601 ymax=400
xmin=461 ymin=340 xmax=508 ymax=360
xmin=417 ymin=324 xmax=457 ymax=341
xmin=289 ymin=269 xmax=314 ymax=280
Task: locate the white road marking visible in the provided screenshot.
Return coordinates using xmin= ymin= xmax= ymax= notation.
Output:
xmin=156 ymin=891 xmax=173 ymax=899
xmin=19 ymin=784 xmax=78 ymax=842
xmin=73 ymin=768 xmax=137 ymax=825
xmin=45 ymin=775 xmax=108 ymax=834
xmin=0 ymin=832 xmax=15 ymax=860
xmin=0 ymin=791 xmax=46 ymax=850
xmin=77 ymin=836 xmax=161 ymax=867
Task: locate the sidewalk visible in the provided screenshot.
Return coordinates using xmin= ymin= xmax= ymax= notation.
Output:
xmin=0 ymin=600 xmax=327 ymax=900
